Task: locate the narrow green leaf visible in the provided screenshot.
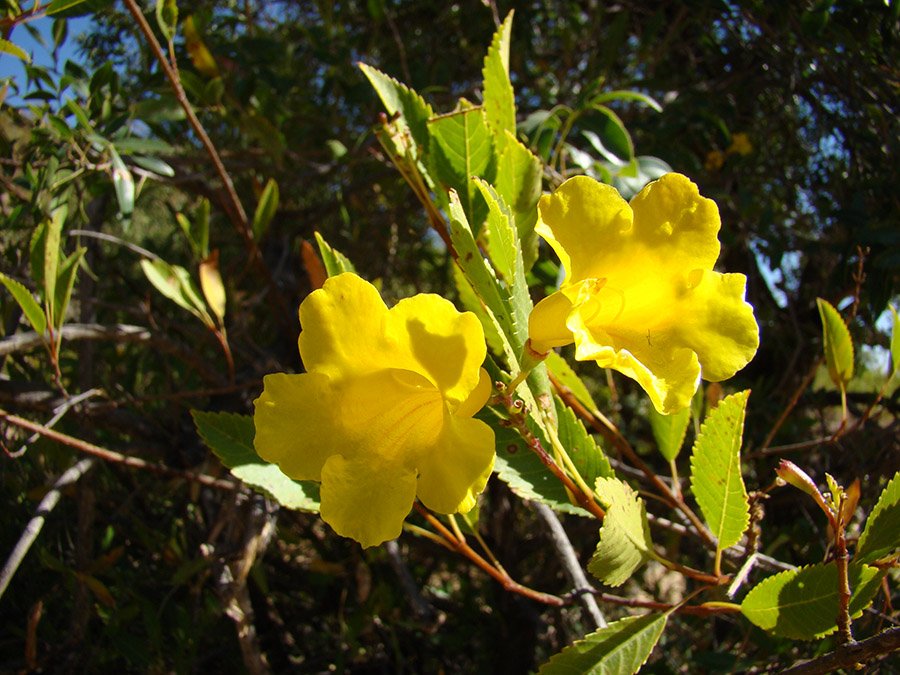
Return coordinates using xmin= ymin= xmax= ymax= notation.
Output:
xmin=0 ymin=273 xmax=47 ymax=335
xmin=649 ymin=405 xmax=691 ymax=462
xmin=196 ymin=198 xmax=210 ymax=258
xmin=358 ymin=62 xmax=432 ymax=152
xmin=689 ymin=390 xmax=751 ymax=552
xmin=740 ymin=562 xmax=885 ymax=639
xmin=43 ymin=207 xmax=65 ymax=326
xmin=140 ymin=259 xmax=212 ymax=327
xmin=545 ymin=351 xmax=598 ymax=414
xmin=53 ymin=247 xmax=85 ymax=331
xmin=130 ymin=155 xmax=175 ymax=178
xmin=494 ymin=130 xmax=542 ymax=271
xmin=0 ymin=38 xmax=30 ymax=62
xmin=855 ymin=470 xmax=900 ymax=564
xmin=313 ymin=231 xmax=356 ymax=277
xmin=65 ymin=98 xmax=94 ymax=132
xmin=538 ymin=613 xmax=668 ymax=675
xmin=816 ymin=298 xmax=854 ymax=388
xmin=557 ymin=397 xmax=613 ymax=485
xmin=889 ymin=305 xmax=899 ymax=376
xmin=155 ymin=0 xmax=178 ymax=43
xmin=582 ymin=105 xmax=634 ymax=165
xmin=191 ymin=411 xmax=320 ymax=512
xmin=252 ymin=178 xmax=279 ymax=240
xmin=46 ymin=0 xmax=87 ymax=15
xmin=588 ymin=477 xmax=654 ymax=586
xmin=109 ymin=147 xmax=134 ymax=218
xmin=429 ymin=103 xmax=495 ymax=229
xmin=592 ymin=90 xmax=663 ymax=113
xmin=481 ymin=11 xmax=516 ymax=142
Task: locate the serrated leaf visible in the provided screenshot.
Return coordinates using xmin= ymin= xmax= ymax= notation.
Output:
xmin=741 ymin=562 xmax=885 ymax=639
xmin=199 ymin=250 xmax=226 ymax=324
xmin=452 ymin=264 xmax=503 ymax=355
xmin=649 ymin=405 xmax=690 ymax=462
xmin=557 ymin=397 xmax=613 ymax=484
xmin=191 ymin=411 xmax=319 ymax=512
xmin=429 ymin=103 xmax=495 ymax=230
xmin=482 ymin=11 xmax=516 ymax=143
xmin=358 ymin=62 xmax=432 ymax=153
xmin=155 ymin=0 xmax=178 ymax=43
xmin=588 ymin=477 xmax=654 ymax=586
xmin=475 ymin=180 xmax=516 ymax=284
xmin=0 ymin=273 xmax=47 ymax=335
xmin=494 ymin=130 xmax=542 ymax=271
xmin=314 ymin=231 xmax=356 ymax=277
xmin=140 ymin=258 xmax=212 ymax=327
xmin=538 ymin=612 xmax=668 ymax=675
xmin=0 ymin=38 xmax=30 ymax=62
xmin=53 ymin=246 xmax=85 ymax=331
xmin=816 ymin=298 xmax=854 ymax=388
xmin=856 ymin=470 xmax=900 ymax=564
xmin=889 ymin=305 xmax=899 ymax=376
xmin=689 ymin=390 xmax=750 ymax=552
xmin=546 ymin=350 xmax=599 ymax=413
xmin=252 ymin=178 xmax=278 ymax=240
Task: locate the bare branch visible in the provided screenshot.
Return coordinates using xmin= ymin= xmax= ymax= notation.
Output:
xmin=779 ymin=627 xmax=900 ymax=674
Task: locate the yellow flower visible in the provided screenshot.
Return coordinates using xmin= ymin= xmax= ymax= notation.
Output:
xmin=528 ymin=174 xmax=759 ymax=414
xmin=253 ymin=273 xmax=495 ymax=547
xmin=704 ymin=149 xmax=725 ymax=172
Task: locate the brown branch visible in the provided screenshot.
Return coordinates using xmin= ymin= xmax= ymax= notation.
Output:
xmin=0 ymin=409 xmax=237 ymax=491
xmin=779 ymin=626 xmax=900 ymax=674
xmin=120 ymin=0 xmax=292 ymax=328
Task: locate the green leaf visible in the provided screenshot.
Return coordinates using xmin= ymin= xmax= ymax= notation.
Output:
xmin=538 ymin=613 xmax=668 ymax=675
xmin=556 ymin=397 xmax=613 ymax=485
xmin=109 ymin=147 xmax=134 ymax=218
xmin=155 ymin=0 xmax=179 ymax=43
xmin=196 ymin=198 xmax=210 ymax=258
xmin=889 ymin=305 xmax=899 ymax=376
xmin=130 ymin=155 xmax=175 ymax=178
xmin=582 ymin=105 xmax=634 ymax=165
xmin=252 ymin=178 xmax=279 ymax=240
xmin=740 ymin=562 xmax=885 ymax=639
xmin=46 ymin=0 xmax=87 ymax=15
xmin=429 ymin=103 xmax=495 ymax=230
xmin=0 ymin=38 xmax=30 ymax=62
xmin=0 ymin=273 xmax=47 ymax=335
xmin=689 ymin=390 xmax=750 ymax=553
xmin=358 ymin=62 xmax=432 ymax=153
xmin=452 ymin=264 xmax=503 ymax=356
xmin=494 ymin=130 xmax=542 ymax=271
xmin=314 ymin=231 xmax=356 ymax=277
xmin=43 ymin=207 xmax=65 ymax=326
xmin=545 ymin=351 xmax=598 ymax=414
xmin=482 ymin=11 xmax=516 ymax=143
xmin=816 ymin=298 xmax=854 ymax=388
xmin=649 ymin=405 xmax=690 ymax=463
xmin=191 ymin=411 xmax=320 ymax=512
xmin=53 ymin=247 xmax=85 ymax=331
xmin=592 ymin=89 xmax=663 ymax=113
xmin=855 ymin=470 xmax=900 ymax=564
xmin=140 ymin=259 xmax=212 ymax=327
xmin=588 ymin=477 xmax=654 ymax=586
xmin=199 ymin=251 xmax=226 ymax=324
xmin=65 ymin=98 xmax=94 ymax=132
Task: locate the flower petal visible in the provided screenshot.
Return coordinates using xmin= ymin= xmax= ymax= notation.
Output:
xmin=453 ymin=367 xmax=492 ymax=419
xmin=297 ymin=273 xmax=393 ymax=381
xmin=529 ymin=290 xmax=576 ymax=353
xmin=387 ymin=293 xmax=487 ymax=407
xmin=319 ymin=453 xmax=418 ymax=547
xmin=253 ymin=372 xmax=336 ymax=480
xmin=416 ymin=414 xmax=495 ymax=514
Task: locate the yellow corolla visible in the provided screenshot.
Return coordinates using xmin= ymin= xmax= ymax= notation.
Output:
xmin=253 ymin=273 xmax=495 ymax=547
xmin=529 ymin=173 xmax=759 ymax=414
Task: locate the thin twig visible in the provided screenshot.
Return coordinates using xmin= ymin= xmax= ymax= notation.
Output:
xmin=0 ymin=409 xmax=237 ymax=491
xmin=0 ymin=458 xmax=95 ymax=599
xmin=778 ymin=626 xmax=900 ymax=674
xmin=532 ymin=501 xmax=607 ymax=629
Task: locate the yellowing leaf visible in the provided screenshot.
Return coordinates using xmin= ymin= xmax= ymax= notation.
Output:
xmin=588 ymin=477 xmax=653 ymax=586
xmin=816 ymin=297 xmax=854 ymax=388
xmin=689 ymin=390 xmax=750 ymax=553
xmin=649 ymin=404 xmax=690 ymax=462
xmin=199 ymin=250 xmax=226 ymax=324
xmin=538 ymin=612 xmax=668 ymax=675
xmin=855 ymin=470 xmax=900 ymax=564
xmin=741 ymin=562 xmax=884 ymax=640
xmin=0 ymin=38 xmax=30 ymax=62
xmin=183 ymin=15 xmax=219 ymax=78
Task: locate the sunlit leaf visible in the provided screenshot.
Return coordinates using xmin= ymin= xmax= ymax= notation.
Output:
xmin=889 ymin=304 xmax=899 ymax=376
xmin=252 ymin=178 xmax=279 ymax=240
xmin=109 ymin=147 xmax=134 ymax=219
xmin=741 ymin=562 xmax=884 ymax=639
xmin=0 ymin=273 xmax=47 ymax=335
xmin=313 ymin=231 xmax=356 ymax=278
xmin=46 ymin=0 xmax=88 ymax=15
xmin=140 ymin=259 xmax=212 ymax=327
xmin=494 ymin=130 xmax=542 ymax=270
xmin=0 ymin=38 xmax=30 ymax=62
xmin=358 ymin=62 xmax=432 ymax=152
xmin=53 ymin=247 xmax=85 ymax=331
xmin=588 ymin=477 xmax=654 ymax=586
xmin=482 ymin=11 xmax=516 ymax=144
xmin=199 ymin=250 xmax=226 ymax=324
xmin=557 ymin=397 xmax=613 ymax=486
xmin=855 ymin=470 xmax=900 ymax=564
xmin=649 ymin=405 xmax=691 ymax=462
xmin=42 ymin=207 xmax=65 ymax=326
xmin=689 ymin=390 xmax=750 ymax=553
xmin=816 ymin=297 xmax=854 ymax=388
xmin=545 ymin=350 xmax=598 ymax=414
xmin=131 ymin=155 xmax=175 ymax=178
xmin=156 ymin=0 xmax=179 ymax=43
xmin=538 ymin=612 xmax=668 ymax=675
xmin=192 ymin=411 xmax=320 ymax=512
